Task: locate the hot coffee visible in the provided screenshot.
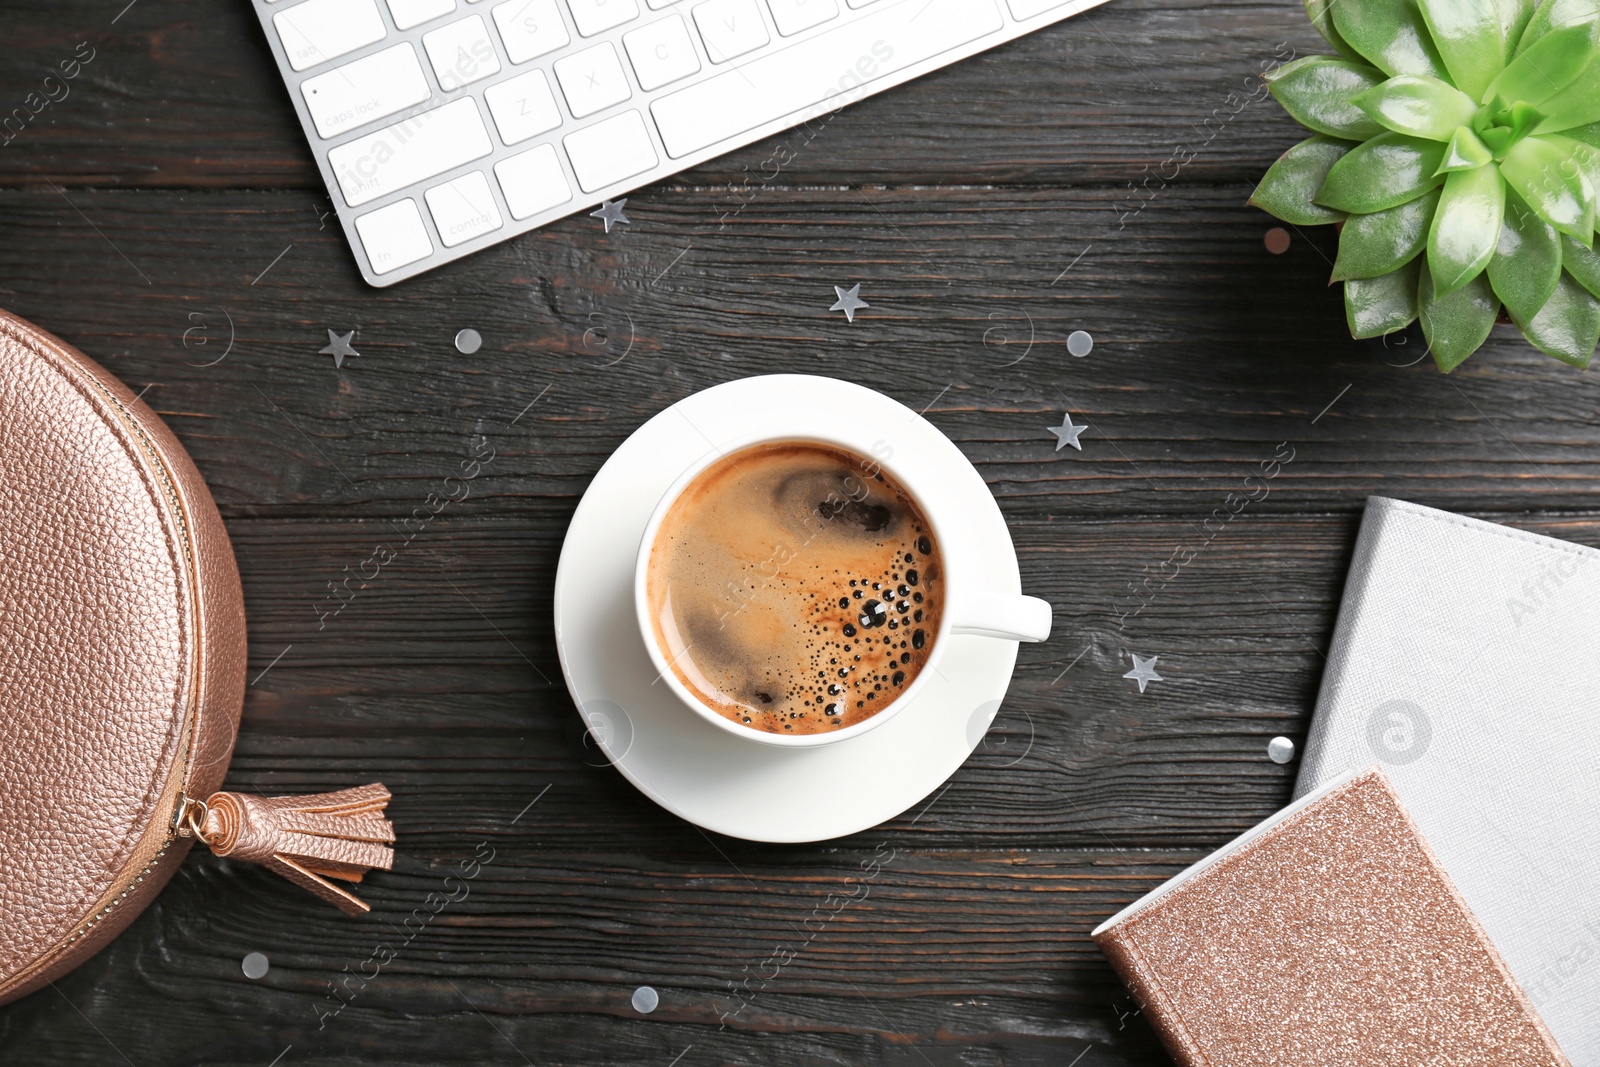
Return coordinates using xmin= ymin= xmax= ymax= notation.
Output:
xmin=646 ymin=441 xmax=943 ymax=735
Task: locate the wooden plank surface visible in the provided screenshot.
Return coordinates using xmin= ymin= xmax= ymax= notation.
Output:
xmin=2 ymin=1 xmax=1595 ymax=1065
xmin=3 ymin=186 xmax=1599 ymax=517
xmin=1 ymin=847 xmax=1190 ymax=1066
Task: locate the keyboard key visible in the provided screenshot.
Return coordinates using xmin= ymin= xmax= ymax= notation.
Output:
xmin=765 ymin=0 xmax=836 ymax=36
xmin=425 ymin=171 xmax=504 ymax=246
xmin=563 ymin=109 xmax=658 ymax=192
xmin=494 ymin=143 xmax=573 ymax=218
xmin=567 ymin=0 xmax=640 ymax=36
xmin=623 ymin=17 xmax=701 ymax=92
xmin=274 ymin=0 xmax=386 ymax=72
xmin=300 ymin=43 xmax=431 ymax=139
xmin=693 ymin=0 xmax=769 ymax=62
xmin=1008 ymin=0 xmax=1081 ymax=16
xmin=491 ymin=0 xmax=570 ymax=64
xmin=423 ymin=15 xmax=502 ymax=90
xmin=484 ymin=68 xmax=562 ymax=144
xmin=654 ymin=0 xmax=1000 ymax=157
xmin=354 ymin=198 xmax=433 ymax=274
xmin=554 ymin=42 xmax=632 ymax=119
xmin=328 ymin=96 xmax=494 ymax=206
xmin=386 ymin=0 xmax=455 ymax=30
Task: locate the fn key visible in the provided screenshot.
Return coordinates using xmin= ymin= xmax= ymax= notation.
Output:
xmin=355 ymin=199 xmax=433 ymax=275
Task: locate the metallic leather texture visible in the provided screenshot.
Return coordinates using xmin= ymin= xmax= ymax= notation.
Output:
xmin=0 ymin=310 xmax=246 ymax=1005
xmin=201 ymin=784 xmax=396 ymax=916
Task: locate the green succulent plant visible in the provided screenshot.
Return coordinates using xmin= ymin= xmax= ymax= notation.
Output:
xmin=1251 ymin=0 xmax=1600 ymax=370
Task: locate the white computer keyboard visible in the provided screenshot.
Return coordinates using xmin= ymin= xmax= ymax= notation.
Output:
xmin=252 ymin=0 xmax=1108 ymax=286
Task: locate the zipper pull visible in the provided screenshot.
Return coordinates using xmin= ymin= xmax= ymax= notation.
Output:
xmin=177 ymin=784 xmax=396 ymax=915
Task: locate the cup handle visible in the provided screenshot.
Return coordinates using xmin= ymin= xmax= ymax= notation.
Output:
xmin=950 ymin=592 xmax=1052 ymax=643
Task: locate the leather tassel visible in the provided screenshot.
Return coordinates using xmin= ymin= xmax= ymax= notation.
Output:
xmin=195 ymin=784 xmax=396 ymax=916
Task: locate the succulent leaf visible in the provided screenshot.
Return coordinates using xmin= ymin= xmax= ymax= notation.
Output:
xmin=1498 ymin=0 xmax=1539 ymax=49
xmin=1500 ymin=134 xmax=1598 ymax=241
xmin=1355 ymin=75 xmax=1479 ymax=139
xmin=1306 ymin=0 xmax=1369 ymax=61
xmin=1346 ymin=259 xmax=1422 ymax=336
xmin=1429 ymin=164 xmax=1506 ymax=293
xmin=1484 ymin=19 xmax=1600 ymax=106
xmin=1259 ymin=0 xmax=1600 ymax=369
xmin=1472 ymin=98 xmax=1546 ymax=156
xmin=1419 ymin=261 xmax=1500 ymax=370
xmin=1516 ymin=0 xmax=1600 ymax=49
xmin=1512 ymin=271 xmax=1600 ymax=365
xmin=1538 ymin=133 xmax=1600 ymax=202
xmin=1438 ymin=126 xmax=1497 ymax=171
xmin=1267 ymin=57 xmax=1388 ymax=138
xmin=1418 ymin=0 xmax=1507 ymax=101
xmin=1250 ymin=136 xmax=1354 ymax=224
xmin=1316 ymin=132 xmax=1449 ymax=211
xmin=1332 ymin=0 xmax=1451 ymax=79
xmin=1564 ymin=121 xmax=1600 ymax=149
xmin=1535 ymin=57 xmax=1600 ymax=131
xmin=1332 ymin=188 xmax=1441 ymax=279
xmin=1490 ymin=189 xmax=1563 ymax=318
xmin=1561 ymin=233 xmax=1600 ymax=297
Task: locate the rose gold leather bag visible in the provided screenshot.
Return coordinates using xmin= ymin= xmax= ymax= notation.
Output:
xmin=0 ymin=311 xmax=395 ymax=1005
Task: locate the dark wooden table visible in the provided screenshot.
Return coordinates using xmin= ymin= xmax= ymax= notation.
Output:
xmin=5 ymin=2 xmax=1598 ymax=1064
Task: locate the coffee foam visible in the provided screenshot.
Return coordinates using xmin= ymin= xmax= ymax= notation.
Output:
xmin=647 ymin=442 xmax=942 ymax=735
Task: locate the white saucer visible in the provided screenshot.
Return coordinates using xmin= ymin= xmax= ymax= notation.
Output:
xmin=552 ymin=375 xmax=1025 ymax=843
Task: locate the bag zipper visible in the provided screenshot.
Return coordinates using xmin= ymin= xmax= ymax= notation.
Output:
xmin=58 ymin=384 xmax=199 ymax=952
xmin=3 ymin=351 xmax=396 ymax=1003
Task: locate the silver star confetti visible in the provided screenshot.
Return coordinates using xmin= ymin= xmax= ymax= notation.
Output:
xmin=1049 ymin=412 xmax=1087 ymax=451
xmin=1123 ymin=654 xmax=1164 ymax=693
xmin=590 ymin=198 xmax=630 ymax=233
xmin=830 ymin=283 xmax=869 ymax=323
xmin=319 ymin=329 xmax=359 ymax=369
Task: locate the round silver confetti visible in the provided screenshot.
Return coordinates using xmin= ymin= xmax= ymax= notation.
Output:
xmin=242 ymin=952 xmax=270 ymax=980
xmin=1267 ymin=736 xmax=1296 ymax=764
xmin=631 ymin=985 xmax=659 ymax=1014
xmin=454 ymin=328 xmax=482 ymax=355
xmin=1066 ymin=330 xmax=1094 ymax=358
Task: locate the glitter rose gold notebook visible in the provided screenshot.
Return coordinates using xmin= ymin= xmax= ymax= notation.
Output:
xmin=1091 ymin=768 xmax=1570 ymax=1067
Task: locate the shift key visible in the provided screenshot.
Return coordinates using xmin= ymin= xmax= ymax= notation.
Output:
xmin=328 ymin=98 xmax=493 ymax=208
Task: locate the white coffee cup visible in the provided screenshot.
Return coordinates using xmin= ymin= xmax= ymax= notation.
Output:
xmin=633 ymin=427 xmax=1051 ymax=749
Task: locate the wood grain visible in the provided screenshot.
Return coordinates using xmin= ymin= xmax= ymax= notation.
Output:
xmin=3 ymin=846 xmax=1191 ymax=1066
xmin=216 ymin=511 xmax=1348 ymax=850
xmin=3 ymin=186 xmax=1599 ymax=519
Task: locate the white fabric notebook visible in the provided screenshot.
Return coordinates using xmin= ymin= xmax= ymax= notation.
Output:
xmin=1296 ymin=497 xmax=1600 ymax=1066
